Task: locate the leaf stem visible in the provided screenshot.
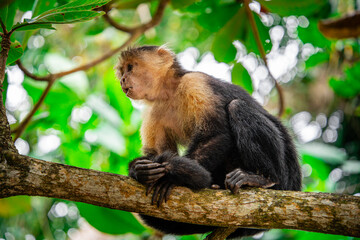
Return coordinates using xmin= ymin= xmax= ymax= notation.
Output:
xmin=12 ymin=77 xmax=55 ymax=141
xmin=103 ymin=0 xmax=169 ymax=33
xmin=0 ymin=18 xmax=7 ymax=34
xmin=244 ymin=0 xmax=284 ymax=117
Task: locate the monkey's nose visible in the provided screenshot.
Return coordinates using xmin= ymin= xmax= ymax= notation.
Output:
xmin=121 ymin=77 xmax=126 ymax=85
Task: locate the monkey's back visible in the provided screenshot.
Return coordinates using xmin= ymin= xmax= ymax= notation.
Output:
xmin=186 ymin=72 xmax=301 ymax=192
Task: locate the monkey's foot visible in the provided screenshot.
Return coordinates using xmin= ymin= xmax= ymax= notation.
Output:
xmin=146 ymin=178 xmax=175 ymax=207
xmin=225 ymin=168 xmax=275 ymax=194
xmin=133 ymin=160 xmax=167 ymax=185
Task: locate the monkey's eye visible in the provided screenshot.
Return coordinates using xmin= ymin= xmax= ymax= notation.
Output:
xmin=127 ymin=64 xmax=133 ymax=72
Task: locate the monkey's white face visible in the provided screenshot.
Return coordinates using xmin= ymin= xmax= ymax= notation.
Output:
xmin=117 ymin=48 xmax=175 ymax=102
xmin=118 ymin=61 xmax=157 ymax=101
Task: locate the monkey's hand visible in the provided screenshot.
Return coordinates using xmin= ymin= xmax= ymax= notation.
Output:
xmin=225 ymin=168 xmax=275 ymax=194
xmin=146 ymin=177 xmax=175 ymax=207
xmin=133 ymin=160 xmax=168 ymax=185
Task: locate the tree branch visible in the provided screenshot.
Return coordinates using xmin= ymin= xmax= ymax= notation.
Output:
xmin=12 ymin=77 xmax=55 ymax=140
xmin=16 ymin=60 xmax=52 ymax=82
xmin=0 ymin=27 xmax=17 ymax=153
xmin=244 ymin=0 xmax=284 ymax=117
xmin=103 ymin=0 xmax=169 ymax=33
xmin=1 ymin=150 xmax=359 ymax=238
xmin=52 ymin=32 xmax=140 ymax=78
xmin=103 ymin=13 xmax=134 ymax=33
xmin=0 ymin=18 xmax=7 ymax=34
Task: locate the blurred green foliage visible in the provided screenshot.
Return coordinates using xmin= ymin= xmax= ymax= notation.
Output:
xmin=1 ymin=0 xmax=360 ymax=239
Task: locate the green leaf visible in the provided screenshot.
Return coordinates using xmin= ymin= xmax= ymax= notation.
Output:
xmin=32 ymin=0 xmax=61 ymax=17
xmin=329 ymin=62 xmax=360 ymax=99
xmin=257 ymin=0 xmax=328 ymax=17
xmin=84 ymin=17 xmax=105 ymax=35
xmin=0 ymin=0 xmax=17 ymax=32
xmin=18 ymin=0 xmax=36 ymax=12
xmin=76 ymin=202 xmax=146 ymax=234
xmin=103 ymin=69 xmax=133 ymax=124
xmin=300 ymin=142 xmax=347 ymax=165
xmin=212 ymin=7 xmax=246 ymax=63
xmin=2 ymin=74 xmax=8 ymax=105
xmin=12 ymin=23 xmax=55 ymax=31
xmin=197 ymin=2 xmax=240 ymax=32
xmin=22 ymin=79 xmax=82 ymax=132
xmin=25 ymin=10 xmax=104 ymax=25
xmin=12 ymin=0 xmax=111 ymax=31
xmin=232 ymin=63 xmax=253 ymax=93
xmin=305 ymin=51 xmax=329 ymax=69
xmin=35 ymin=0 xmax=110 ymax=16
xmin=2 ymin=40 xmax=24 ymax=65
xmin=211 ymin=7 xmax=271 ymax=62
xmin=0 ymin=0 xmax=14 ymax=9
xmin=0 ymin=196 xmax=32 ymax=217
xmin=171 ymin=0 xmax=197 ymax=9
xmin=298 ymin=20 xmax=331 ymax=49
xmin=245 ymin=11 xmax=272 ymax=56
xmin=329 ymin=77 xmax=358 ymax=99
xmin=62 ymin=142 xmax=92 ymax=168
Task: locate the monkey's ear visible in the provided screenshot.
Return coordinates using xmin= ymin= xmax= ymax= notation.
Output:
xmin=157 ymin=45 xmax=172 ymax=56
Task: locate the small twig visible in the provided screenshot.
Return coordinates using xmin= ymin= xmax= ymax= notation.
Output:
xmin=12 ymin=77 xmax=55 ymax=140
xmin=0 ymin=18 xmax=7 ymax=34
xmin=205 ymin=227 xmax=238 ymax=240
xmin=244 ymin=0 xmax=284 ymax=117
xmin=103 ymin=13 xmax=133 ymax=33
xmin=104 ymin=0 xmax=170 ymax=33
xmin=0 ymin=31 xmax=11 ymax=86
xmin=16 ymin=60 xmax=52 ymax=82
xmin=53 ymin=32 xmax=140 ymax=78
xmin=140 ymin=0 xmax=169 ymax=30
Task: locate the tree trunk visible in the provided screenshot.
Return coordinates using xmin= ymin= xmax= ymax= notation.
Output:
xmin=1 ymin=150 xmax=359 ymax=237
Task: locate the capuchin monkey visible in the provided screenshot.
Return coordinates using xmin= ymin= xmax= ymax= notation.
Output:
xmin=116 ymin=45 xmax=301 ymax=239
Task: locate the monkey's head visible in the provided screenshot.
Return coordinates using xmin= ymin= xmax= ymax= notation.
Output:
xmin=116 ymin=45 xmax=180 ymax=101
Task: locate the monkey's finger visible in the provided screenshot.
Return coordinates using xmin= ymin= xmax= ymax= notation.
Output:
xmin=135 ymin=162 xmax=162 ymax=170
xmin=158 ymin=182 xmax=173 ymax=206
xmin=146 ymin=182 xmax=156 ymax=196
xmin=165 ymin=184 xmax=174 ymax=203
xmin=233 ymin=179 xmax=252 ymax=193
xmin=226 ymin=171 xmax=242 ymax=190
xmin=135 ymin=159 xmax=153 ymax=164
xmin=226 ymin=168 xmax=241 ymax=179
xmin=228 ymin=170 xmax=245 ymax=183
xmin=160 ymin=162 xmax=170 ymax=167
xmin=137 ymin=167 xmax=166 ymax=175
xmin=152 ymin=181 xmax=166 ymax=206
xmin=232 ymin=180 xmax=245 ymax=194
xmin=142 ymin=173 xmax=166 ymax=183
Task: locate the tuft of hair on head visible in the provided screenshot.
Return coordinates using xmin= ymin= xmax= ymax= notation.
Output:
xmin=157 ymin=44 xmax=174 ymax=56
xmin=120 ymin=45 xmax=175 ymax=60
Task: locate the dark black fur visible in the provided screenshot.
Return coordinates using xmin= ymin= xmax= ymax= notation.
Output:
xmin=128 ymin=69 xmax=302 ymax=238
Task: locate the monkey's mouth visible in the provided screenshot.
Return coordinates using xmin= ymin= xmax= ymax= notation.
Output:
xmin=122 ymin=87 xmax=133 ymax=97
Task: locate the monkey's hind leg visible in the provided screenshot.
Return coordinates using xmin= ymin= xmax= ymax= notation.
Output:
xmin=225 ymin=168 xmax=275 ymax=194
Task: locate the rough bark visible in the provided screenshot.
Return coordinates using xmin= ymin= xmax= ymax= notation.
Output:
xmin=1 ymin=150 xmax=359 ymax=238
